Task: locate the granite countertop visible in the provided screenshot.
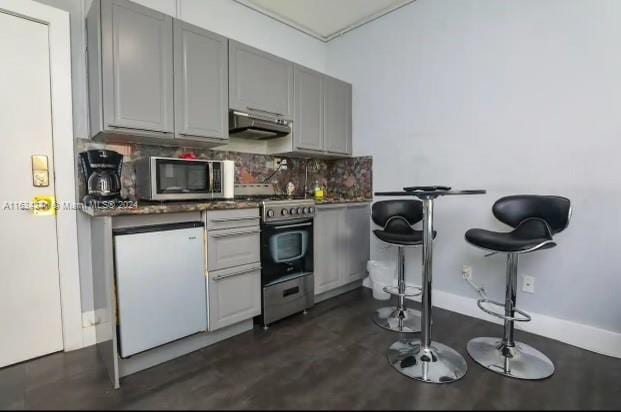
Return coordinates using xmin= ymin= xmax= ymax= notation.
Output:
xmin=81 ymin=199 xmax=261 ymax=217
xmin=81 ymin=197 xmax=372 ymax=217
xmin=315 ymin=197 xmax=372 ymax=205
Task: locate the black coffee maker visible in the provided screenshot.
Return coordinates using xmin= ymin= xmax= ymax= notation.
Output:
xmin=79 ymin=149 xmax=123 ymax=204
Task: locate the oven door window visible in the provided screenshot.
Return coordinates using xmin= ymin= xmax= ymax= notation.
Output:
xmin=156 ymin=159 xmax=210 ymax=194
xmin=269 ymin=230 xmax=308 ymax=263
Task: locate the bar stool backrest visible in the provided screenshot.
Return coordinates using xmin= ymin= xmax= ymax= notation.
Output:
xmin=493 ymin=195 xmax=571 ymax=234
xmin=372 ymin=200 xmax=423 ymax=234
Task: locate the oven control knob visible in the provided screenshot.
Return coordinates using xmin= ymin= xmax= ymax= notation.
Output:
xmin=267 ymin=209 xmax=274 ymax=217
xmin=302 ymin=207 xmax=308 ymax=214
xmin=297 ymin=207 xmax=303 ymax=214
xmin=281 ymin=208 xmax=288 ymax=216
xmin=290 ymin=207 xmax=297 ymax=215
xmin=308 ymin=207 xmax=314 ymax=214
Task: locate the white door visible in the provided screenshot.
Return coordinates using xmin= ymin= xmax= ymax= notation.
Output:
xmin=0 ymin=10 xmax=64 ymax=367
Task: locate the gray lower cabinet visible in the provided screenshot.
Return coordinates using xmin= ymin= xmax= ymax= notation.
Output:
xmin=314 ymin=207 xmax=344 ymax=294
xmin=87 ymin=0 xmax=174 ymax=139
xmin=343 ymin=204 xmax=371 ymax=283
xmin=208 ymin=264 xmax=261 ymax=331
xmin=174 ymin=20 xmax=228 ymax=142
xmin=229 ymin=40 xmax=293 ymax=119
xmin=293 ymin=65 xmax=324 ymax=152
xmin=314 ymin=203 xmax=370 ymax=295
xmin=205 ymin=209 xmax=262 ymax=331
xmin=324 ymin=76 xmax=352 ymax=155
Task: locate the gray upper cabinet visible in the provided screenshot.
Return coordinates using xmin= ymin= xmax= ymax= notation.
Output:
xmin=88 ymin=0 xmax=174 ymax=139
xmin=323 ymin=76 xmax=352 ymax=155
xmin=293 ymin=65 xmax=324 ymax=152
xmin=174 ymin=20 xmax=228 ymax=142
xmin=229 ymin=40 xmax=293 ymax=119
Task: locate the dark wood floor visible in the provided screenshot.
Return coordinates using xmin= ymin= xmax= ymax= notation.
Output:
xmin=1 ymin=288 xmax=620 ymax=410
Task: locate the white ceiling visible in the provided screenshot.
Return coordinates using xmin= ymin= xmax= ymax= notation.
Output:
xmin=234 ymin=0 xmax=415 ymax=42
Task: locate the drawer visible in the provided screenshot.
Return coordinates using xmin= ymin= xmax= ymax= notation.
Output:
xmin=208 ymin=264 xmax=261 ymax=331
xmin=205 ymin=208 xmax=260 ymax=230
xmin=263 ymin=273 xmax=314 ymax=325
xmin=207 ymin=226 xmax=260 ymax=271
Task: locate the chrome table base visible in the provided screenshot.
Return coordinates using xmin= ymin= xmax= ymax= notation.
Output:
xmin=374 ymin=306 xmax=422 ymax=334
xmin=387 ymin=339 xmax=468 ymax=384
xmin=467 ymin=337 xmax=554 ymax=380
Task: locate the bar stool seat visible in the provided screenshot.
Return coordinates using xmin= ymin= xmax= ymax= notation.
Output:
xmin=465 ymin=219 xmax=554 ymax=252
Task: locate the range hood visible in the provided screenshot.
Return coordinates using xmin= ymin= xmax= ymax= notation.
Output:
xmin=229 ymin=110 xmax=291 ymax=139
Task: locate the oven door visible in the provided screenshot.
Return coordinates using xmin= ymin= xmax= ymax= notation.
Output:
xmin=153 ymin=158 xmax=211 ymax=200
xmin=261 ymin=219 xmax=313 ymax=286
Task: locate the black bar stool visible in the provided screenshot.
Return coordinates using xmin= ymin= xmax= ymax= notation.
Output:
xmin=371 ymin=200 xmax=433 ymax=333
xmin=464 ymin=194 xmax=571 ymax=380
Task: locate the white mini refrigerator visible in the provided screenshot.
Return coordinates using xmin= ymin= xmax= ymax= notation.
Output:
xmin=113 ymin=222 xmax=207 ymax=358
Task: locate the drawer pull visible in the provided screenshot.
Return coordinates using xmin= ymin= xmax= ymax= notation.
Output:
xmin=213 ymin=267 xmax=261 ymax=280
xmin=210 ymin=216 xmax=260 ymax=223
xmin=210 ymin=229 xmax=261 ymax=238
xmin=283 ymin=286 xmax=299 ymax=297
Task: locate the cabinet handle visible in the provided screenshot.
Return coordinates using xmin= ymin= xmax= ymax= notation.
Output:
xmin=246 ymin=106 xmax=284 ymax=118
xmin=210 ymin=228 xmax=261 ymax=238
xmin=213 ymin=266 xmax=261 ymax=280
xmin=108 ymin=124 xmax=172 ymax=134
xmin=210 ymin=216 xmax=260 ymax=223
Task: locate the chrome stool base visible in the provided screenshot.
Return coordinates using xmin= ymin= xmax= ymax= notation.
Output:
xmin=373 ymin=306 xmax=422 ymax=333
xmin=387 ymin=338 xmax=467 ymax=383
xmin=467 ymin=337 xmax=554 ymax=380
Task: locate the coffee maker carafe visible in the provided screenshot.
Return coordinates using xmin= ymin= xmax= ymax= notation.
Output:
xmin=79 ymin=150 xmax=123 ymax=203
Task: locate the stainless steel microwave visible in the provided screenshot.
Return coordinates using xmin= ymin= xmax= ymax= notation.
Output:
xmin=135 ymin=157 xmax=224 ymax=201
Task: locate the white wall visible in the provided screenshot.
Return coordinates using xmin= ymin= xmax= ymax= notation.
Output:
xmin=327 ymin=0 xmax=621 ymax=334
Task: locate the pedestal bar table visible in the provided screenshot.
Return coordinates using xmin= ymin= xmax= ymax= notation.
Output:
xmin=374 ymin=187 xmax=486 ymax=384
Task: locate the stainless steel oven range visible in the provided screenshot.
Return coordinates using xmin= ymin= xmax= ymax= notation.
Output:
xmin=259 ymin=198 xmax=315 ymax=328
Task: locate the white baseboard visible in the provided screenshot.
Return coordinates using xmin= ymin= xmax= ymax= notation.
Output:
xmin=368 ymin=285 xmax=621 ymax=359
xmin=80 ymin=309 xmax=109 ymax=349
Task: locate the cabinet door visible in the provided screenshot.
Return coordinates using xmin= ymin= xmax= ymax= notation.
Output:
xmin=343 ymin=204 xmax=371 ymax=284
xmin=207 ymin=227 xmax=261 ymax=271
xmin=314 ymin=207 xmax=345 ymax=294
xmin=174 ymin=20 xmax=228 ymax=141
xmin=101 ymin=0 xmax=173 ymax=136
xmin=323 ymin=76 xmax=352 ymax=155
xmin=229 ymin=40 xmax=293 ymax=119
xmin=293 ymin=65 xmax=323 ymax=152
xmin=208 ymin=265 xmax=261 ymax=331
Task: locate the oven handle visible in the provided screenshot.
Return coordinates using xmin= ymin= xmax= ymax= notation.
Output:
xmin=270 ymin=222 xmax=313 ymax=230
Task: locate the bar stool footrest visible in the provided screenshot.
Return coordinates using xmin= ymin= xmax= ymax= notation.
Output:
xmin=383 ymin=285 xmax=422 ymax=298
xmin=477 ymin=298 xmax=531 ymax=322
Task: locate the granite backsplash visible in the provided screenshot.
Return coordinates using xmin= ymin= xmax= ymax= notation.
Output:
xmin=75 ymin=139 xmax=372 ymax=201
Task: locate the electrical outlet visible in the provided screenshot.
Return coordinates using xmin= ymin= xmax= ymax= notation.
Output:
xmin=462 ymin=265 xmax=473 ymax=280
xmin=522 ymin=275 xmax=535 ymax=294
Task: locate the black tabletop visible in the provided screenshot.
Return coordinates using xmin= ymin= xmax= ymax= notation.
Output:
xmin=375 ymin=189 xmax=486 ymax=198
